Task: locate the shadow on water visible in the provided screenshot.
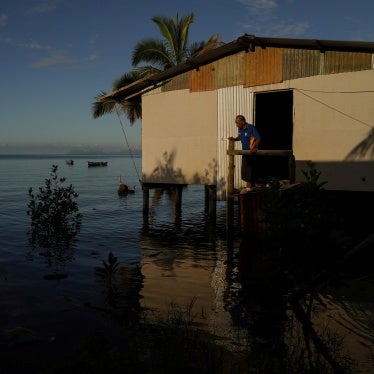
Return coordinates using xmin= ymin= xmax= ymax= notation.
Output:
xmin=94 ymin=252 xmax=144 ymax=323
xmin=229 ymin=170 xmax=374 ymax=372
xmin=233 ymin=236 xmax=370 ymax=374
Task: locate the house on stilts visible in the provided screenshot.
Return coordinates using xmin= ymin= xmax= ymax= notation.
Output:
xmin=98 ymin=34 xmax=374 ymax=220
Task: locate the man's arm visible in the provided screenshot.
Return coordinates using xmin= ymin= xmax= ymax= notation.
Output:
xmin=250 ymin=136 xmax=260 ymax=152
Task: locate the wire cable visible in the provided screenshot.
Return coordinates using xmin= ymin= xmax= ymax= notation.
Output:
xmin=294 ymin=88 xmax=374 ymax=129
xmin=114 ymin=105 xmax=143 ymax=187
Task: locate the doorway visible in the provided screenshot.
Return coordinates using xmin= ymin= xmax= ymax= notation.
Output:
xmin=254 ymin=90 xmax=293 ymax=180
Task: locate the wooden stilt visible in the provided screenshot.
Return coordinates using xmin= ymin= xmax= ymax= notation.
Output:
xmin=207 ymin=185 xmax=216 ymax=219
xmin=142 ymin=185 xmax=149 ymax=219
xmin=175 ymin=185 xmax=183 ymax=212
xmin=227 ymin=138 xmax=235 ymax=198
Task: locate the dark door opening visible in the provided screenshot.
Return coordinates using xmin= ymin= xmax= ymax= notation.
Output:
xmin=254 ymin=90 xmax=293 ymax=181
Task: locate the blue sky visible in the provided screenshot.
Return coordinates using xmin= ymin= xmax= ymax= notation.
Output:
xmin=1 ymin=0 xmax=373 ymax=154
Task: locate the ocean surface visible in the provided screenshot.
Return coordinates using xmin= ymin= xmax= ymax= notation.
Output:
xmin=0 ymin=154 xmax=373 ymax=372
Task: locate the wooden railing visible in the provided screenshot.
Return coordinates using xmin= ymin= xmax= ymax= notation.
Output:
xmin=227 ymin=138 xmax=295 ymax=197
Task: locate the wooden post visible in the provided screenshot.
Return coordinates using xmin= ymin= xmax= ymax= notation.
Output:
xmin=142 ymin=185 xmax=149 ymax=218
xmin=226 ymin=139 xmax=236 ymax=244
xmin=227 ymin=138 xmax=235 ymax=198
xmin=289 ymin=154 xmax=296 ymax=183
xmin=171 ymin=186 xmax=182 ymax=226
xmin=175 ymin=185 xmax=183 ymax=211
xmin=204 ymin=185 xmax=217 ymax=219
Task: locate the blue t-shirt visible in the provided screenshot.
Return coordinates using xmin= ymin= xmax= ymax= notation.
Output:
xmin=238 ymin=123 xmax=260 ymax=150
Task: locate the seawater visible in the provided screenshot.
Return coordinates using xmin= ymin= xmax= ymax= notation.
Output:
xmin=0 ymin=154 xmax=236 ymax=333
xmin=0 ymin=154 xmax=373 ymax=371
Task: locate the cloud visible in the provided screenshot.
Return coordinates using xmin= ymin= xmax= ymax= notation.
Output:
xmin=237 ymin=0 xmax=309 ymax=37
xmin=0 ymin=36 xmax=51 ymax=49
xmin=28 ymin=0 xmax=62 ymax=15
xmin=266 ymin=21 xmax=309 ymax=37
xmin=88 ymin=53 xmax=97 ymax=61
xmin=30 ymin=53 xmax=75 ymax=68
xmin=237 ymin=0 xmax=278 ymax=11
xmin=0 ymin=13 xmax=7 ymax=27
xmin=29 ymin=51 xmax=96 ymax=68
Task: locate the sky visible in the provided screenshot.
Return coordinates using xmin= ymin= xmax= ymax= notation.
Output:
xmin=1 ymin=0 xmax=373 ymax=154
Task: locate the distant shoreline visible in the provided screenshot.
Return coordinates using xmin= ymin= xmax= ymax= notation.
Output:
xmin=0 ymin=151 xmax=141 ymax=157
xmin=0 ymin=153 xmax=142 ymax=159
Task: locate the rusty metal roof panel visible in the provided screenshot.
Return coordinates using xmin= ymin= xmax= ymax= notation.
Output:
xmin=324 ymin=51 xmax=373 ymax=74
xmin=212 ymin=52 xmax=246 ymax=89
xmin=162 ymin=72 xmax=190 ymax=92
xmin=189 ymin=64 xmax=214 ymax=92
xmin=283 ymin=48 xmax=321 ymax=80
xmin=244 ymin=47 xmax=283 ymax=87
xmin=189 ymin=53 xmax=246 ymax=92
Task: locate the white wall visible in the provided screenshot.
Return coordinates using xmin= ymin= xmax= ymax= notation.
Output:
xmin=142 ymin=89 xmax=218 ymax=185
xmin=291 ymin=70 xmax=374 ymax=161
xmin=252 ymin=69 xmax=374 ymax=191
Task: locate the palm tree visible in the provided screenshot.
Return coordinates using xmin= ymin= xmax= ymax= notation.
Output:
xmin=92 ymin=12 xmax=220 ymax=123
xmin=132 ymin=13 xmax=219 ymax=72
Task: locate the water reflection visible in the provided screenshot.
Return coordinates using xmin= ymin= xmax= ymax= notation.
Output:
xmin=136 ymin=197 xmax=373 ymax=373
xmin=94 ymin=252 xmax=144 ymax=323
xmin=234 ymin=236 xmax=373 ymax=373
xmin=148 ymin=187 xmax=182 ymax=226
xmin=27 ymin=218 xmax=80 ymax=279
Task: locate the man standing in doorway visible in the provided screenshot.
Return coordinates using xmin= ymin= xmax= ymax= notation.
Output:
xmin=229 ymin=114 xmax=261 ymax=193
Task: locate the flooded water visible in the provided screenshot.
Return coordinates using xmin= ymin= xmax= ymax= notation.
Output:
xmin=0 ymin=154 xmax=373 ymax=373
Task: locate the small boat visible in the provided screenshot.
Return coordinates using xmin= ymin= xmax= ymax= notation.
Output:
xmin=88 ymin=161 xmax=108 ymax=167
xmin=66 ymin=159 xmax=74 ymax=165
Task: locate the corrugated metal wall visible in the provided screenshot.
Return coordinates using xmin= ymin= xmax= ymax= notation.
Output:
xmin=324 ymin=51 xmax=373 ymax=74
xmin=189 ymin=64 xmax=214 ymax=92
xmin=162 ymin=72 xmax=189 ymax=91
xmin=189 ymin=52 xmax=246 ymax=92
xmin=216 ymin=86 xmax=254 ymax=200
xmin=283 ymin=49 xmax=321 ymax=80
xmin=212 ymin=52 xmax=246 ymax=89
xmin=245 ymin=47 xmax=283 ymax=87
xmin=162 ymin=48 xmax=373 ymax=93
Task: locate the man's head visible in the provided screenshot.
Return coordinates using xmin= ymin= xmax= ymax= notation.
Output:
xmin=235 ymin=115 xmax=246 ymax=129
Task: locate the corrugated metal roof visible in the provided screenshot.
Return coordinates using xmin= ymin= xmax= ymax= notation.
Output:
xmin=98 ymin=34 xmax=374 ymax=102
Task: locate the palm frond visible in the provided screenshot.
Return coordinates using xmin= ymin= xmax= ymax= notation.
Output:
xmin=113 ymin=70 xmax=144 ymax=90
xmin=120 ymin=100 xmax=142 ymax=124
xmin=189 ymin=34 xmax=221 ymax=58
xmin=92 ymin=97 xmax=117 ymax=119
xmin=132 ymin=38 xmax=173 ymax=69
xmin=152 ymin=13 xmax=194 ymax=65
xmin=134 ymin=65 xmax=161 ymax=77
